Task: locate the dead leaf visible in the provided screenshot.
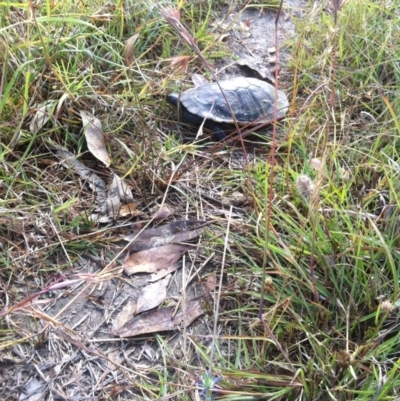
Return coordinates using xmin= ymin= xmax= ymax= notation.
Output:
xmin=110 ymin=173 xmax=133 ymax=202
xmin=80 ymin=111 xmax=111 ymax=167
xmin=90 ymin=13 xmax=114 ymax=22
xmin=89 ymin=3 xmax=116 ymax=22
xmin=112 ymin=300 xmax=137 ymax=332
xmin=119 ymin=202 xmax=145 ymax=217
xmin=205 ymin=273 xmax=218 ymax=296
xmin=222 ymin=191 xmax=247 ymax=207
xmin=123 ymin=244 xmax=192 ymax=275
xmin=108 ymin=351 xmax=125 ymax=370
xmin=114 ymin=297 xmax=205 ymax=337
xmin=49 ymin=143 xmax=106 ymax=194
xmin=29 ymin=101 xmax=55 ymax=133
xmin=106 ymin=199 xmax=119 ymax=219
xmin=47 ymin=140 xmax=112 ymax=221
xmin=124 ymin=220 xmax=207 ymax=251
xmin=124 ymin=33 xmax=140 ymax=66
xmin=106 ymin=174 xmax=134 ymax=218
xmin=18 ymin=377 xmax=47 ymax=401
xmin=150 ymin=205 xmax=173 ymax=220
xmin=136 ymin=275 xmax=171 ymax=314
xmin=106 ymin=181 xmax=121 ymax=219
xmin=149 ymin=265 xmax=179 ymax=282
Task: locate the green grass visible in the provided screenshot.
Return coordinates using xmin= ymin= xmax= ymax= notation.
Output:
xmin=1 ymin=0 xmax=400 ymax=400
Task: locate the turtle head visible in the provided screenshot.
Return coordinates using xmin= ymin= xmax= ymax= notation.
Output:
xmin=166 ymin=93 xmax=179 ymax=106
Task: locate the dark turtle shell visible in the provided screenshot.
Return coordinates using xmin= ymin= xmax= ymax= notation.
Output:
xmin=168 ymin=77 xmax=288 ymax=125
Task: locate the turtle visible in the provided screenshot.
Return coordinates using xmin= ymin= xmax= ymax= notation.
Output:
xmin=167 ymin=76 xmax=289 ymax=140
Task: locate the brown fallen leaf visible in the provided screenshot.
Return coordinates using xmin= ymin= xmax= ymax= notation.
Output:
xmin=222 ymin=191 xmax=247 ymax=207
xmin=136 ymin=275 xmax=171 ymax=314
xmin=112 ymin=300 xmax=137 ymax=333
xmin=110 ymin=173 xmax=133 ymax=202
xmin=205 ymin=273 xmax=218 ymax=296
xmin=123 ymin=244 xmax=193 ymax=275
xmin=150 ymin=205 xmax=173 ymax=220
xmin=80 ymin=111 xmax=111 ymax=167
xmin=149 ymin=265 xmax=179 ymax=282
xmin=114 ymin=297 xmax=205 ymax=337
xmin=124 ymin=220 xmax=207 ymax=252
xmin=106 ymin=173 xmax=135 ymax=219
xmin=119 ymin=202 xmax=145 ymax=217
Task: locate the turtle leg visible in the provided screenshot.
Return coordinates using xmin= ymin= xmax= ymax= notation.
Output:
xmin=167 ymin=94 xmax=227 ymax=140
xmin=174 ymin=106 xmax=226 ymax=140
xmin=209 ymin=123 xmax=226 ymax=141
xmin=182 ymin=110 xmax=226 ymax=140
